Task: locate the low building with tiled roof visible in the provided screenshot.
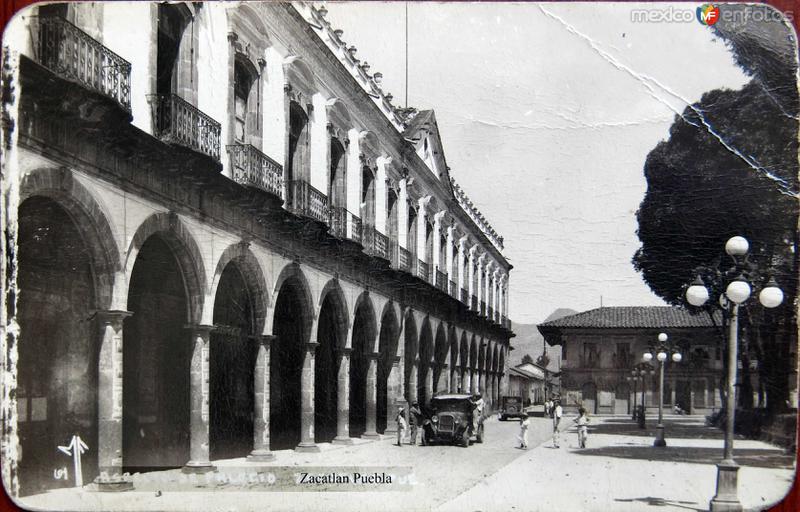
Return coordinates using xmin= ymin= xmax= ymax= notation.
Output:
xmin=537 ymin=306 xmax=728 ymax=416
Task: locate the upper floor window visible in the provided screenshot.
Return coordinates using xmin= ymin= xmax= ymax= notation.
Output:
xmin=157 ymin=3 xmax=192 ymax=97
xmin=583 ymin=343 xmax=600 ymax=368
xmin=233 ymin=60 xmax=254 ymax=143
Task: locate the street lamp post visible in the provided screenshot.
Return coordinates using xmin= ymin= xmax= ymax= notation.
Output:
xmin=643 ymin=332 xmax=682 ymax=447
xmin=685 ymin=235 xmax=784 ymax=512
xmin=631 ymin=362 xmax=654 ymax=428
xmin=627 ymin=371 xmax=639 ymax=420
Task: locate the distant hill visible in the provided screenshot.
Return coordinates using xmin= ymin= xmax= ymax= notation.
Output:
xmin=509 ymin=308 xmax=577 ymax=373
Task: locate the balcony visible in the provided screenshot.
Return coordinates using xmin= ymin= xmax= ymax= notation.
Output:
xmin=480 ymin=301 xmax=487 ymax=317
xmin=488 ymin=306 xmax=494 ymax=322
xmin=37 ymin=16 xmax=132 ymax=113
xmin=449 ymin=280 xmax=457 ymax=298
xmin=363 ymin=226 xmax=390 ymax=260
xmin=435 ymin=270 xmax=448 ymax=292
xmin=417 ymin=260 xmax=430 ymax=282
xmin=399 ymin=247 xmax=413 ymax=273
xmin=148 ymin=93 xmax=221 ymax=161
xmin=287 ymin=180 xmax=328 ymax=224
xmin=329 ymin=206 xmax=362 ymax=243
xmin=226 ymin=144 xmax=283 ymax=199
xmin=461 ymin=288 xmax=468 ymax=304
xmin=471 ymin=295 xmax=478 ymax=312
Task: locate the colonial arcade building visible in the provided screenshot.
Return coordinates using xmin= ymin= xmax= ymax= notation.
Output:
xmin=4 ymin=1 xmax=513 ymax=496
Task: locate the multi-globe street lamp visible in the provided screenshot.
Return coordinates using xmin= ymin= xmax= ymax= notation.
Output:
xmin=628 ymin=362 xmax=654 ymax=427
xmin=684 ymin=235 xmax=784 ymax=512
xmin=643 ymin=332 xmax=682 ymax=447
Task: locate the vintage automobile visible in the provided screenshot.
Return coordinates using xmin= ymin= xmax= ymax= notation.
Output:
xmin=498 ymin=395 xmax=526 ymax=421
xmin=421 ymin=394 xmax=483 ymax=447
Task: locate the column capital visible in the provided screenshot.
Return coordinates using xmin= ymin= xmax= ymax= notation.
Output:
xmin=184 ymin=324 xmax=214 ymax=336
xmin=335 ymin=347 xmax=352 ymax=356
xmin=305 ymin=341 xmax=320 ymax=351
xmin=254 ymin=334 xmax=276 ymax=346
xmin=391 ymin=356 xmax=402 ymax=365
xmin=94 ymin=310 xmax=132 ymax=328
xmin=365 ymin=351 xmax=381 ymax=360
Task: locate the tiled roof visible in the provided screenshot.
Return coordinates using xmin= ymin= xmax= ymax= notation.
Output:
xmin=537 ymin=306 xmax=719 ymax=330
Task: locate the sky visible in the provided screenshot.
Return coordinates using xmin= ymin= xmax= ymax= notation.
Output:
xmin=325 ymin=2 xmax=750 ymax=324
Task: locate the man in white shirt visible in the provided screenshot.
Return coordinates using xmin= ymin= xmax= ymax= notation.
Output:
xmin=552 ymin=399 xmax=563 ymax=448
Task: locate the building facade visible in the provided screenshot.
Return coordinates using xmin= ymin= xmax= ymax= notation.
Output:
xmin=3 ymin=2 xmax=513 ymax=496
xmin=538 ymin=307 xmax=724 ymax=415
xmin=507 ymin=362 xmax=547 ymax=406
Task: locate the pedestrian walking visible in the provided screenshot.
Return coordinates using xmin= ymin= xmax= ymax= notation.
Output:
xmin=552 ymin=399 xmax=563 ymax=448
xmin=409 ymin=402 xmax=422 ymax=446
xmin=517 ymin=415 xmax=530 ymax=449
xmin=395 ymin=407 xmax=408 ymax=446
xmin=573 ymin=407 xmax=589 ymax=448
xmin=544 ymin=398 xmax=553 ymax=417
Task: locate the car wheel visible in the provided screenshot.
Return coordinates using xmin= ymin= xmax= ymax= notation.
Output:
xmin=476 ymin=424 xmax=484 ymax=444
xmin=499 ymin=414 xmax=505 ymax=421
xmin=462 ymin=429 xmax=470 ymax=447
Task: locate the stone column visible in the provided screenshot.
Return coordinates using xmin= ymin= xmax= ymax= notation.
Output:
xmin=183 ymin=325 xmax=215 ymax=473
xmin=384 ymin=356 xmax=403 ymax=435
xmin=408 ymin=358 xmax=419 ymax=405
xmin=462 ymin=367 xmax=470 ymax=393
xmin=333 ymin=348 xmax=353 ymax=444
xmin=425 ymin=362 xmax=434 ymax=405
xmin=472 ymin=369 xmax=480 ymax=394
xmin=671 ymin=376 xmax=677 ymax=406
xmin=438 ymin=364 xmax=449 ymax=393
xmin=450 ymin=364 xmax=459 ymax=392
xmin=248 ymin=335 xmax=276 ymax=462
xmin=95 ymin=310 xmax=133 ymax=490
xmin=296 ymin=342 xmax=320 ymax=452
xmin=363 ymin=352 xmax=381 ymax=438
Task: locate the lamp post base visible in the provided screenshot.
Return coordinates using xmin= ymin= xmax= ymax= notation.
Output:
xmin=709 ymin=460 xmax=742 ymax=512
xmin=653 ymin=424 xmax=666 ymax=447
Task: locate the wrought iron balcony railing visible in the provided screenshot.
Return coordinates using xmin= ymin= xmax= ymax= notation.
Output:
xmin=226 ymin=144 xmax=283 ymax=199
xmin=417 ymin=260 xmax=430 ymax=282
xmin=38 ymin=16 xmax=132 ymax=112
xmin=449 ymin=280 xmax=457 ymax=297
xmin=363 ymin=226 xmax=389 ymax=260
xmin=148 ymin=93 xmax=221 ymax=161
xmin=435 ymin=270 xmax=448 ymax=292
xmin=488 ymin=306 xmax=494 ymax=322
xmin=399 ymin=247 xmax=413 ymax=273
xmin=461 ymin=288 xmax=469 ymax=304
xmin=480 ymin=301 xmax=487 ymax=317
xmin=471 ymin=295 xmax=478 ymax=311
xmin=287 ymin=180 xmax=328 ymax=224
xmin=329 ymin=206 xmax=362 ymax=243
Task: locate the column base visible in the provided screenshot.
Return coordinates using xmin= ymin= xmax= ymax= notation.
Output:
xmin=384 ymin=426 xmax=398 ymax=435
xmin=246 ymin=450 xmax=276 ymax=462
xmin=709 ymin=461 xmax=742 ymax=512
xmin=182 ymin=461 xmax=216 ymax=474
xmin=332 ymin=436 xmax=355 ymax=445
xmin=361 ymin=431 xmax=381 ymax=440
xmin=653 ymin=424 xmax=667 ymax=447
xmin=93 ymin=474 xmax=134 ymax=492
xmin=295 ymin=442 xmax=321 ymax=453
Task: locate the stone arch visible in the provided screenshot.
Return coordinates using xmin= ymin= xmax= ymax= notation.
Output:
xmin=403 ymin=309 xmax=419 ymax=404
xmin=284 ymin=55 xmax=317 ymax=100
xmin=417 ymin=316 xmax=435 ymax=404
xmin=125 ymin=212 xmax=207 ymax=324
xmin=433 ymin=322 xmax=448 ymax=392
xmin=352 ymin=291 xmax=378 ymax=352
xmin=270 ymin=262 xmax=316 ymax=328
xmin=20 ymin=167 xmax=120 ymax=309
xmin=317 ymin=279 xmax=350 ymax=345
xmin=208 ymin=242 xmax=269 ymax=335
xmin=459 ymin=331 xmax=469 ymax=372
xmin=469 ymin=334 xmax=479 ymax=371
xmin=376 ymin=303 xmax=400 ymax=433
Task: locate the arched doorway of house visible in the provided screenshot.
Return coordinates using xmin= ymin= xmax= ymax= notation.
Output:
xmin=124 ymin=235 xmax=191 ymax=471
xmin=315 ymin=288 xmax=346 ymax=443
xmin=209 ymin=263 xmax=256 ymax=460
xmin=349 ymin=298 xmax=375 ymax=437
xmin=17 ymin=197 xmax=99 ymax=495
xmin=270 ymin=275 xmax=309 ymax=450
xmin=581 ymin=381 xmax=598 ymax=414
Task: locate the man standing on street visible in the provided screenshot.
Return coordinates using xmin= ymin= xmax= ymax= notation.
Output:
xmin=395 ymin=407 xmax=407 ymax=446
xmin=409 ymin=402 xmax=423 ymax=446
xmin=552 ymin=398 xmax=563 ymax=448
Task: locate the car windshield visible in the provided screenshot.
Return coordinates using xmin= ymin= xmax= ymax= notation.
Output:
xmin=431 ymin=398 xmax=471 ymax=413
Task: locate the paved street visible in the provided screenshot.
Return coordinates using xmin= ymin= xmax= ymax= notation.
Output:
xmin=16 ymin=415 xmax=794 ymax=512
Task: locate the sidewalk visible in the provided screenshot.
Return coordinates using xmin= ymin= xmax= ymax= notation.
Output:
xmin=436 ymin=415 xmax=795 ymax=512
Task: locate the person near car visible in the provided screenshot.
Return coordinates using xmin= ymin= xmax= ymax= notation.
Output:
xmin=517 ymin=414 xmax=530 ymax=449
xmin=472 ymin=393 xmax=485 ymax=433
xmin=395 ymin=407 xmax=408 ymax=446
xmin=552 ymin=399 xmax=563 ymax=448
xmin=409 ymin=402 xmax=423 ymax=446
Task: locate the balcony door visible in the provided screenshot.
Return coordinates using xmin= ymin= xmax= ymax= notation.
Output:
xmin=156 ymin=3 xmax=191 ymax=97
xmin=287 ymin=101 xmax=310 ymax=207
xmin=361 ymin=165 xmax=376 ymax=228
xmin=329 ymin=138 xmax=346 ymax=209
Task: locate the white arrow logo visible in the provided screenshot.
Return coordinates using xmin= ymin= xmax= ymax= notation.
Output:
xmin=57 ymin=435 xmax=88 ymax=487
